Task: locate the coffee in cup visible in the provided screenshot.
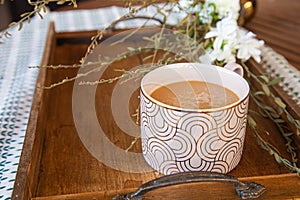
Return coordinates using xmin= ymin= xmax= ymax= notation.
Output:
xmin=140 ymin=62 xmax=249 ymax=175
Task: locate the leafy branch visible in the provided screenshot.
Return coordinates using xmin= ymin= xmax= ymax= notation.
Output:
xmin=248 ymin=115 xmax=300 ymax=175
xmin=242 ymin=61 xmax=300 ymax=173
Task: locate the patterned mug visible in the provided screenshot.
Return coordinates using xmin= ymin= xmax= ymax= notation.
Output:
xmin=140 ymin=63 xmax=249 ymax=175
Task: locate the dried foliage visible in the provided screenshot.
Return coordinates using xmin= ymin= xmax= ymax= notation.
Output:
xmin=1 ymin=0 xmax=299 ymax=174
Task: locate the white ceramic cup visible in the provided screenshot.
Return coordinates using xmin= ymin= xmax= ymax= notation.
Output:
xmin=140 ymin=63 xmax=249 ymax=175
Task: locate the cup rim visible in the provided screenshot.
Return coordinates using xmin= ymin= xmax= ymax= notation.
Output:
xmin=141 ymin=63 xmax=250 ymax=113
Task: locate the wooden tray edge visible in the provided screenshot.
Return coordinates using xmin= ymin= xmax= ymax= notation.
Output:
xmin=11 ymin=22 xmax=56 ymax=200
xmin=12 ymin=24 xmax=300 ymax=200
xmin=31 ymin=173 xmax=300 ymax=200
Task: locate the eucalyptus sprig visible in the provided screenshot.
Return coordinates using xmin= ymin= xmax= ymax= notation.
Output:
xmin=242 ymin=61 xmax=300 ymax=173
xmin=242 ymin=61 xmax=300 ymax=136
xmin=248 ymin=115 xmax=300 ymax=175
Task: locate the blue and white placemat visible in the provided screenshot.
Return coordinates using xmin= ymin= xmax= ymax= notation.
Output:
xmin=0 ymin=6 xmax=299 ymax=199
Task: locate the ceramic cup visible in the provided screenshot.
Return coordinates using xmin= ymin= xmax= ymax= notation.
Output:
xmin=140 ymin=63 xmax=250 ymax=175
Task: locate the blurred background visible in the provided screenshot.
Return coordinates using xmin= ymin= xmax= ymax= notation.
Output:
xmin=1 ymin=0 xmax=299 ymax=70
xmin=0 ymin=0 xmax=84 ymax=30
xmin=0 ymin=0 xmax=125 ymax=30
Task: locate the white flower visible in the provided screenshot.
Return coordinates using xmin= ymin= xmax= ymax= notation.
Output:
xmin=205 ymin=16 xmax=239 ymax=50
xmin=203 ymin=15 xmax=264 ymax=64
xmin=210 ymin=44 xmax=236 ymax=63
xmin=218 ymin=44 xmax=236 ymax=63
xmin=203 ymin=16 xmax=239 ymax=64
xmin=200 ymin=44 xmax=236 ymax=64
xmin=236 ymin=29 xmax=265 ymax=63
xmin=206 ymin=0 xmax=240 ymax=20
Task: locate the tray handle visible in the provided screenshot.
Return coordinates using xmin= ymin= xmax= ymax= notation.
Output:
xmin=107 ymin=16 xmax=164 ymax=32
xmin=112 ymin=171 xmax=266 ymax=200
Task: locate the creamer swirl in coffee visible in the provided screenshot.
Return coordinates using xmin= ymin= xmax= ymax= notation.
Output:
xmin=150 ymin=81 xmax=239 ymax=109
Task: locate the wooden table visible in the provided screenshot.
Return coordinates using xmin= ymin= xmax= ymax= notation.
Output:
xmin=245 ymin=0 xmax=300 ymax=70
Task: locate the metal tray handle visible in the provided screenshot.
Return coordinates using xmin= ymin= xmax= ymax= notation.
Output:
xmin=113 ymin=171 xmax=266 ymax=200
xmin=107 ymin=16 xmax=164 ymax=32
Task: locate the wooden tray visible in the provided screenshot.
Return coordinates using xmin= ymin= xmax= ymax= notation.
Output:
xmin=12 ymin=22 xmax=300 ymax=200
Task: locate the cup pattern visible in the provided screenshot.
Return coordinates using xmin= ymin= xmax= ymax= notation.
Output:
xmin=140 ymin=92 xmax=249 ymax=175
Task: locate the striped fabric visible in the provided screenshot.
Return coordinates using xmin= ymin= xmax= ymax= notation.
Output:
xmin=0 ymin=6 xmax=299 ymax=199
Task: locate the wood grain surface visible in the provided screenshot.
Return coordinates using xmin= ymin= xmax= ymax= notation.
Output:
xmin=31 ymin=174 xmax=300 ymax=200
xmin=245 ymin=0 xmax=300 ymax=70
xmin=12 ymin=1 xmax=300 ymax=199
xmin=12 ymin=25 xmax=299 ymax=200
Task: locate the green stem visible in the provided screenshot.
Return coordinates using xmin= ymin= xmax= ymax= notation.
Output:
xmin=242 ymin=61 xmax=299 ymax=171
